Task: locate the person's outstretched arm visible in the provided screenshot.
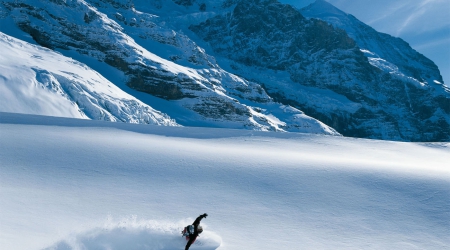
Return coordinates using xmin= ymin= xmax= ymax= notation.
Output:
xmin=192 ymin=213 xmax=208 ymax=226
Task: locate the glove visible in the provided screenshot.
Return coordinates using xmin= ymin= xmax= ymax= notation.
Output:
xmin=202 ymin=213 xmax=208 ymax=218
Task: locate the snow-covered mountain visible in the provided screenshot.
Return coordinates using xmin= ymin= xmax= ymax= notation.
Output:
xmin=0 ymin=32 xmax=178 ymax=125
xmin=0 ymin=0 xmax=339 ymax=135
xmin=0 ymin=0 xmax=448 ymax=140
xmin=187 ymin=0 xmax=450 ymax=141
xmin=300 ymin=0 xmax=444 ymax=92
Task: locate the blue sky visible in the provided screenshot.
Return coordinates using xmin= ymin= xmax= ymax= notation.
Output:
xmin=280 ymin=0 xmax=450 ymax=86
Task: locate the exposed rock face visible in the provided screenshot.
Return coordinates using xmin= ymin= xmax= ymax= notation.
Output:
xmin=301 ymin=0 xmax=444 ymax=85
xmin=190 ymin=0 xmax=450 ymax=141
xmin=192 ymin=0 xmax=358 ymax=70
xmin=172 ymin=0 xmax=195 ymax=6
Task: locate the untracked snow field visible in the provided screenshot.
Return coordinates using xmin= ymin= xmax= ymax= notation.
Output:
xmin=0 ymin=112 xmax=449 ymax=250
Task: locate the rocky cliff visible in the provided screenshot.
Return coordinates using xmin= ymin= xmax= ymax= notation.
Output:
xmin=189 ymin=0 xmax=450 ymax=141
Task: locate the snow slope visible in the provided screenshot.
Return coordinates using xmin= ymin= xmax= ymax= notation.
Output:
xmin=0 ymin=32 xmax=177 ymax=125
xmin=0 ymin=112 xmax=449 ymax=250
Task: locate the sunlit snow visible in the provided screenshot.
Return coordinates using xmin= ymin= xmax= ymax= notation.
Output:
xmin=1 ymin=112 xmax=449 ymax=250
xmin=0 ymin=32 xmax=177 ymax=126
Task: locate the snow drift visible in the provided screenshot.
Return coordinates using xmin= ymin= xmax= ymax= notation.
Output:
xmin=45 ymin=217 xmax=221 ymax=250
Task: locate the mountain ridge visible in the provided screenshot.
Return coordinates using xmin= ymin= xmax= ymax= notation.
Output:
xmin=0 ymin=0 xmax=448 ymax=141
xmin=188 ymin=0 xmax=450 ymax=141
xmin=300 ymin=0 xmax=444 ymax=86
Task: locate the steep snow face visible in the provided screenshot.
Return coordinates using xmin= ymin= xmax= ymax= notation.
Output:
xmin=0 ymin=0 xmax=339 ymax=134
xmin=300 ymin=0 xmax=444 ymax=87
xmin=0 ymin=32 xmax=178 ymax=125
xmin=189 ymin=0 xmax=450 ymax=141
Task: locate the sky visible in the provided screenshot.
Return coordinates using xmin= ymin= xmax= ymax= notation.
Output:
xmin=280 ymin=0 xmax=450 ymax=86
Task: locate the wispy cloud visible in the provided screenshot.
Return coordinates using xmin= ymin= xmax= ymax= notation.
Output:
xmin=397 ymin=9 xmax=426 ymax=36
xmin=366 ymin=2 xmax=410 ymax=26
xmin=396 ymin=0 xmax=443 ymax=36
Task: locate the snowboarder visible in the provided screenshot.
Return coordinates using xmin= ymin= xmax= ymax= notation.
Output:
xmin=182 ymin=213 xmax=208 ymax=250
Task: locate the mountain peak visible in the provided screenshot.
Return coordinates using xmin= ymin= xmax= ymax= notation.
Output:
xmin=300 ymin=0 xmax=444 ymax=87
xmin=301 ymin=0 xmax=347 ymax=18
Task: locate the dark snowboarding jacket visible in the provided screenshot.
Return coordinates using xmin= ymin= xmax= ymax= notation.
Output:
xmin=185 ymin=214 xmax=206 ymax=250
